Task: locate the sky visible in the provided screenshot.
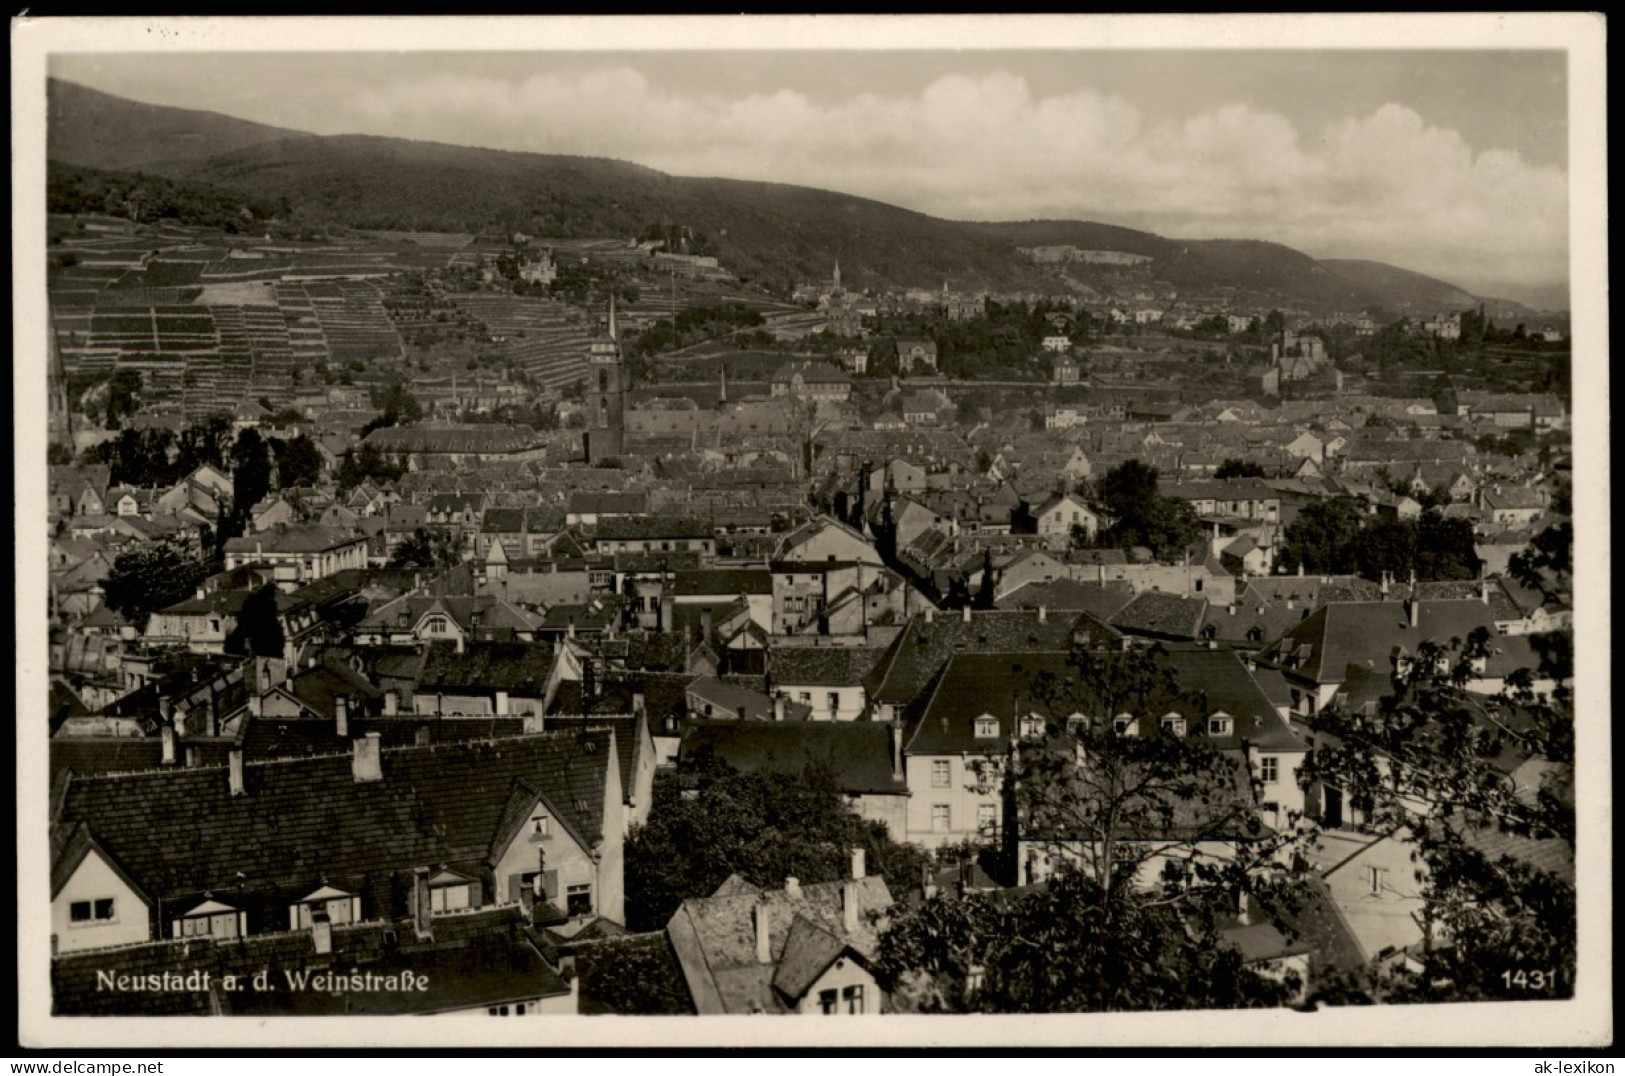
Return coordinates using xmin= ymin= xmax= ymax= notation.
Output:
xmin=48 ymin=30 xmax=1575 ymax=308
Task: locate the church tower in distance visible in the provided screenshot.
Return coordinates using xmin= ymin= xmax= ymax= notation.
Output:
xmin=585 ymin=292 xmax=627 ymax=463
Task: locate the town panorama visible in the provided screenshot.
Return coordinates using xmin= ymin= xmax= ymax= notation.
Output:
xmin=41 ymin=69 xmax=1575 ymax=1023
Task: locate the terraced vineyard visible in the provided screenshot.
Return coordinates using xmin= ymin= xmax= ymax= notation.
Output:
xmin=452 ymin=294 xmax=592 ymax=396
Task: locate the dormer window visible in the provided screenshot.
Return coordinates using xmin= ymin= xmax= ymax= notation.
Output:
xmin=1160 ymin=713 xmax=1187 ymax=737
xmin=1018 ymin=715 xmax=1044 ymax=739
xmin=1065 ymin=713 xmax=1088 ymax=736
xmin=973 ymin=715 xmax=999 ymax=739
xmin=429 ymin=870 xmax=478 ymax=914
xmin=290 ymin=885 xmax=360 ymax=930
xmin=176 ymin=898 xmax=245 ymax=940
xmin=1207 ymin=712 xmax=1234 ymax=737
xmin=424 ymin=615 xmax=449 ymax=635
xmin=1113 ymin=713 xmax=1137 ymax=737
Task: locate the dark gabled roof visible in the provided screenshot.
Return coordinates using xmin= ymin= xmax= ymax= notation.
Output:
xmin=238 ymin=716 xmax=532 ymax=760
xmin=769 ymin=646 xmax=886 ymax=688
xmin=771 ymin=914 xmax=850 ymax=1001
xmin=674 ymin=568 xmax=773 ymax=597
xmin=901 ymin=647 xmax=1300 ymax=756
xmin=543 ymin=714 xmax=647 ymax=806
xmin=418 ymin=640 xmax=556 ymax=695
xmin=1108 ymin=591 xmax=1209 ymax=640
xmin=594 ymin=516 xmax=714 ymax=541
xmin=678 ymin=719 xmax=907 ymax=797
xmin=865 ymin=610 xmax=1119 ymax=705
xmin=1258 ymin=600 xmax=1501 ymax=685
xmin=997 ymin=578 xmax=1136 ymax=622
xmin=54 ymin=731 xmax=615 ymax=908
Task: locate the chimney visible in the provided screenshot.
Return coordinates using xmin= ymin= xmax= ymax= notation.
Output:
xmin=1227 ymin=603 xmax=1236 ymax=616
xmin=962 ymin=605 xmax=972 ymax=623
xmin=1481 ymin=578 xmax=1492 ymax=605
xmin=842 ymin=879 xmax=860 ymax=934
xmin=228 ymin=749 xmax=245 ymax=797
xmin=852 ymin=847 xmax=867 ymax=880
xmin=1037 ymin=605 xmax=1047 ymax=624
xmin=773 ymin=696 xmax=786 ymax=722
xmin=161 ymin=724 xmax=176 ymax=765
xmin=753 ymin=902 xmax=772 ymax=965
xmin=412 ymin=868 xmax=434 ymax=941
xmin=1380 ymin=571 xmax=1390 ymax=597
xmin=924 ymin=607 xmax=934 ymax=624
xmin=1296 ymin=563 xmax=1304 ymax=578
xmin=785 ymin=876 xmax=801 ymax=899
xmin=890 ymin=721 xmax=904 ymax=780
xmin=455 ymin=630 xmax=465 ymax=655
xmin=311 ymin=908 xmax=333 ymax=956
xmin=632 ymin=691 xmax=646 ymax=715
xmin=335 ymin=694 xmax=349 ymax=737
xmin=1097 ymin=563 xmax=1106 ymax=584
xmin=383 ymin=690 xmax=399 ymax=716
xmin=523 ymin=713 xmax=546 ymax=734
xmin=352 ymin=732 xmax=383 ymax=783
xmin=495 ymin=689 xmax=510 ymax=716
xmin=415 ymin=724 xmax=431 ymax=747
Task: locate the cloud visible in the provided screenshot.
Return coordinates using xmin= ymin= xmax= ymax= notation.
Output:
xmin=341 ymin=68 xmax=1567 ymax=298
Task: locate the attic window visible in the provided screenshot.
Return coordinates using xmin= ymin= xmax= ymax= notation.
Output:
xmin=291 ymin=886 xmax=359 ymax=929
xmin=1160 ymin=714 xmax=1187 ymax=737
xmin=1207 ymin=712 xmax=1234 ymax=737
xmin=974 ymin=715 xmax=999 ymax=739
xmin=530 ymin=813 xmax=552 ymax=840
xmin=1113 ymin=714 xmax=1137 ymax=737
xmin=175 ymin=900 xmax=243 ymax=940
xmin=1018 ymin=715 xmax=1044 ymax=739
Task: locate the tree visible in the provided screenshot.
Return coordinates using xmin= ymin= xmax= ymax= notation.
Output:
xmin=270 ymin=433 xmax=323 ymax=490
xmin=1278 ymin=496 xmax=1367 ymax=574
xmin=623 ymin=760 xmax=931 ymax=933
xmin=387 ymin=527 xmax=464 ymax=570
xmin=230 ymin=428 xmax=272 ymax=517
xmin=878 ymin=864 xmax=1301 ymax=1013
xmin=224 ymin=583 xmax=286 ymax=658
xmin=1093 ymin=460 xmax=1201 ymax=561
xmin=101 ymin=539 xmax=211 ymax=625
xmin=1297 ymin=635 xmax=1575 ymax=1003
xmin=102 ymin=370 xmax=143 ymax=429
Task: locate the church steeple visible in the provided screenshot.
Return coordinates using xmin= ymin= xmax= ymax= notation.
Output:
xmin=719 ymin=359 xmax=728 ymax=404
xmin=832 ymin=260 xmax=842 ymax=292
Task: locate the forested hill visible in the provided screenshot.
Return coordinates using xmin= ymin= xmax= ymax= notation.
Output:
xmin=47 ymin=77 xmax=305 ymax=173
xmin=47 ymin=77 xmax=1500 ymax=311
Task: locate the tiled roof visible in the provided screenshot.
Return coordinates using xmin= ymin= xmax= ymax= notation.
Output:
xmin=1258 ymin=600 xmax=1502 ymax=685
xmin=997 ymin=578 xmax=1136 ymax=621
xmin=224 ymin=524 xmax=363 ymax=556
xmin=674 ymin=568 xmax=773 ymax=597
xmin=667 ymin=876 xmax=892 ymax=1014
xmin=865 ymin=609 xmax=1119 ymax=706
xmin=542 ymin=714 xmax=646 ymax=805
xmin=902 ymin=647 xmax=1300 ymax=756
xmin=679 ymin=719 xmax=907 ymax=796
xmin=54 ymin=731 xmax=615 ymax=924
xmin=1108 ymin=592 xmax=1209 ymax=640
xmin=572 ymin=930 xmax=697 ymax=1015
xmin=551 ymin=674 xmax=697 ymax=727
xmin=594 ymin=516 xmax=714 ymax=541
xmin=769 ymin=646 xmax=886 ymax=688
xmin=418 ymin=640 xmax=556 ymax=694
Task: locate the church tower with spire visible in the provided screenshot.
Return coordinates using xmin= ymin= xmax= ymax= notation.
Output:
xmin=832 ymin=260 xmax=842 ymax=293
xmin=584 ymin=291 xmax=627 ymax=463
